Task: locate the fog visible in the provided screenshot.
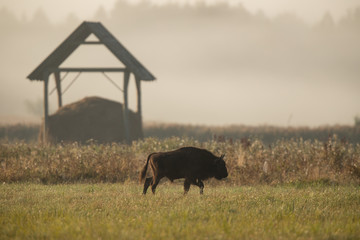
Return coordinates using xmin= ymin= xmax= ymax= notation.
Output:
xmin=0 ymin=0 xmax=360 ymax=126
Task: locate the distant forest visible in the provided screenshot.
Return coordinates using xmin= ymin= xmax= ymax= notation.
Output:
xmin=2 ymin=1 xmax=360 ymax=86
xmin=1 ymin=123 xmax=359 ymax=145
xmin=2 ymin=0 xmax=360 ymax=30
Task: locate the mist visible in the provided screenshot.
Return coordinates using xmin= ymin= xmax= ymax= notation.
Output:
xmin=0 ymin=0 xmax=359 ymax=126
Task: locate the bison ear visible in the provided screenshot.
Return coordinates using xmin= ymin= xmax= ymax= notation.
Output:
xmin=215 ymin=154 xmax=225 ymax=164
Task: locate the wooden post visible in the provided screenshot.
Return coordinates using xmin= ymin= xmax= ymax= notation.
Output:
xmin=54 ymin=71 xmax=62 ymax=108
xmin=43 ymin=72 xmax=49 ymax=143
xmin=123 ymin=70 xmax=130 ymax=144
xmin=135 ymin=75 xmax=143 ymax=138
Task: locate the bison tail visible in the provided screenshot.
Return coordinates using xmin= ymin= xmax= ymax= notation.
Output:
xmin=139 ymin=153 xmax=152 ymax=183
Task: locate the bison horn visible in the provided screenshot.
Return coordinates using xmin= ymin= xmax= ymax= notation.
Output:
xmin=220 ymin=154 xmax=225 ymax=159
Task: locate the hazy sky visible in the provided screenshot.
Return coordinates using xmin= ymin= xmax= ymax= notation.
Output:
xmin=1 ymin=0 xmax=360 ymax=127
xmin=1 ymin=0 xmax=360 ymax=23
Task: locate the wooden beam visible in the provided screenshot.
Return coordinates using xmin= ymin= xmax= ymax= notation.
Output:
xmin=123 ymin=70 xmax=130 ymax=144
xmin=54 ymin=72 xmax=62 ymax=108
xmin=135 ymin=75 xmax=143 ymax=138
xmin=81 ymin=41 xmax=102 ymax=45
xmin=54 ymin=68 xmax=127 ymax=73
xmin=43 ymin=72 xmax=49 ymax=143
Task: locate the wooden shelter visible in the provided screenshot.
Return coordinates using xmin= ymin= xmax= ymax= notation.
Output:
xmin=27 ymin=21 xmax=155 ymax=143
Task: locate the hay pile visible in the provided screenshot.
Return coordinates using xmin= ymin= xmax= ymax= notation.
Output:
xmin=39 ymin=97 xmax=142 ymax=144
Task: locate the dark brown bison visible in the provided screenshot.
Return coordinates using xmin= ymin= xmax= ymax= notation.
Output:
xmin=139 ymin=147 xmax=228 ymax=194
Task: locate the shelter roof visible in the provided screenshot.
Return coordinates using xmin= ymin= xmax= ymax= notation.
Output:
xmin=27 ymin=21 xmax=155 ymax=81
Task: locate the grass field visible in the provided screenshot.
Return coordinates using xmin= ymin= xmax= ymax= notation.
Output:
xmin=1 ymin=137 xmax=360 ymax=239
xmin=2 ymin=136 xmax=360 ymax=185
xmin=1 ymin=183 xmax=359 ymax=239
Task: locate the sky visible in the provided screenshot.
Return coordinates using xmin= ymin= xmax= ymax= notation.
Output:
xmin=0 ymin=0 xmax=360 ymax=127
xmin=1 ymin=0 xmax=360 ymax=24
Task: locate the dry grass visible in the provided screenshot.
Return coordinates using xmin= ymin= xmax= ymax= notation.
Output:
xmin=1 ymin=136 xmax=359 ymax=185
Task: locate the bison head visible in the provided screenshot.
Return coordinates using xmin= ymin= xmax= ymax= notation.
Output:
xmin=214 ymin=154 xmax=228 ymax=180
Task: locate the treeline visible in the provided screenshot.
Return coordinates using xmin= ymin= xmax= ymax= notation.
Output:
xmin=0 ymin=124 xmax=39 ymax=143
xmin=2 ymin=0 xmax=360 ymax=30
xmin=1 ymin=123 xmax=359 ymax=145
xmin=144 ymin=123 xmax=360 ymax=145
xmin=2 ymin=1 xmax=360 ymax=42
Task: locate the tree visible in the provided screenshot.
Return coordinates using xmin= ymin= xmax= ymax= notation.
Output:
xmin=355 ymin=115 xmax=360 ymax=128
xmin=31 ymin=8 xmax=50 ymax=29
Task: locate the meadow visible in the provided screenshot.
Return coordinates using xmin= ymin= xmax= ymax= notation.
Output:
xmin=1 ymin=136 xmax=359 ymax=185
xmin=1 ymin=183 xmax=359 ymax=239
xmin=1 ymin=136 xmax=360 ymax=239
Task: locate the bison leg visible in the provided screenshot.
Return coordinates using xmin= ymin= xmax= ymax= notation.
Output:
xmin=196 ymin=180 xmax=204 ymax=195
xmin=184 ymin=179 xmax=191 ymax=194
xmin=184 ymin=179 xmax=204 ymax=195
xmin=190 ymin=179 xmax=204 ymax=194
xmin=151 ymin=176 xmax=161 ymax=194
xmin=143 ymin=177 xmax=153 ymax=195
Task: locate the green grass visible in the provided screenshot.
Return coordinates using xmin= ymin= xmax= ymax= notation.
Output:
xmin=1 ymin=183 xmax=359 ymax=239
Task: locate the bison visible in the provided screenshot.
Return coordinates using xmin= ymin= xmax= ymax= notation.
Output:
xmin=139 ymin=147 xmax=228 ymax=195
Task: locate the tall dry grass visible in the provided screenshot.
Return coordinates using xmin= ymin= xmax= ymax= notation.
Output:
xmin=0 ymin=136 xmax=359 ymax=184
